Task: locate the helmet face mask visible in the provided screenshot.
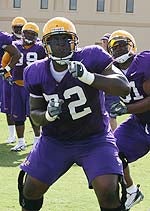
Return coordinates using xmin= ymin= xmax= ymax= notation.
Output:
xmin=22 ymin=22 xmax=39 ymax=45
xmin=108 ymin=30 xmax=137 ymax=64
xmin=11 ymin=17 xmax=27 ymax=39
xmin=12 ymin=25 xmax=23 ymax=38
xmin=108 ymin=38 xmax=132 ymax=58
xmin=42 ymin=17 xmax=78 ymax=65
xmin=22 ymin=30 xmax=38 ymax=45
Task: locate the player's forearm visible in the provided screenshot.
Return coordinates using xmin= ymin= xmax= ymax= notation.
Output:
xmin=30 ymin=110 xmax=49 ymax=126
xmin=5 ymin=45 xmax=21 ymax=69
xmin=126 ymin=96 xmax=150 ymax=114
xmin=91 ymin=73 xmax=130 ymax=97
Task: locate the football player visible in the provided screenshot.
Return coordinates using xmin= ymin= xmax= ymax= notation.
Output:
xmin=11 ymin=16 xmax=27 ymax=40
xmin=18 ymin=17 xmax=130 ymax=211
xmin=6 ymin=22 xmax=46 ymax=151
xmin=101 ymin=33 xmax=120 ymax=131
xmin=108 ymin=30 xmax=150 ymax=210
xmin=1 ymin=17 xmax=28 ymax=144
xmin=0 ymin=31 xmax=21 ymax=112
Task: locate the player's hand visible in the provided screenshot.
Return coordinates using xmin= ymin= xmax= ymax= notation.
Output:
xmin=5 ymin=76 xmax=14 ymax=86
xmin=45 ymin=99 xmax=64 ymax=122
xmin=68 ymin=61 xmax=95 ymax=85
xmin=110 ymin=101 xmax=128 ymax=118
xmin=0 ymin=67 xmax=7 ymax=76
xmin=0 ymin=68 xmax=14 ymax=85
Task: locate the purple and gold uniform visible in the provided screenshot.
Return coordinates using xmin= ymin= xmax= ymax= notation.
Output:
xmin=114 ymin=51 xmax=150 ymax=162
xmin=0 ymin=31 xmax=12 ymax=111
xmin=1 ymin=34 xmax=22 ymax=115
xmin=21 ymin=45 xmax=123 ymax=186
xmin=11 ymin=40 xmax=46 ymax=121
xmin=0 ymin=31 xmax=12 ymax=61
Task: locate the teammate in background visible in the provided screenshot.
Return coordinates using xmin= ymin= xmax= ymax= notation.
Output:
xmin=101 ymin=33 xmax=120 ymax=131
xmin=11 ymin=16 xmax=27 ymax=40
xmin=0 ymin=31 xmax=21 ymax=111
xmin=1 ymin=17 xmax=27 ymax=144
xmin=108 ymin=30 xmax=149 ymax=210
xmin=18 ymin=17 xmax=130 ymax=211
xmin=3 ymin=22 xmax=46 ymax=151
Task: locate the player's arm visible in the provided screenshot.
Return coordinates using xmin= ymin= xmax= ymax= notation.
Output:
xmin=126 ymin=78 xmax=150 ymax=114
xmin=110 ymin=79 xmax=150 ymax=117
xmin=68 ymin=61 xmax=130 ymax=97
xmin=4 ymin=44 xmax=21 ymax=69
xmin=30 ymin=95 xmax=64 ymax=126
xmin=29 ymin=96 xmax=49 ymax=126
xmin=94 ymin=64 xmax=130 ymax=96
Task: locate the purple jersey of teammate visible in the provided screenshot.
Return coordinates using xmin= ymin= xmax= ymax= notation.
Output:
xmin=24 ymin=45 xmax=112 ymax=141
xmin=120 ymin=51 xmax=150 ymax=124
xmin=0 ymin=31 xmax=12 ymax=62
xmin=0 ymin=31 xmax=12 ymax=110
xmin=12 ymin=40 xmax=46 ymax=81
xmin=114 ymin=51 xmax=150 ymax=163
xmin=10 ymin=40 xmax=46 ymax=121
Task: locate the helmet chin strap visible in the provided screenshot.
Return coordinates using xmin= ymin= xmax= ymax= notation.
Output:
xmin=14 ymin=33 xmax=22 ymax=39
xmin=51 ymin=52 xmax=74 ymax=65
xmin=115 ymin=51 xmax=132 ymax=64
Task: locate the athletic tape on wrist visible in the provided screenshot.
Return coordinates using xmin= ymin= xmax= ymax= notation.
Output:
xmin=45 ymin=111 xmax=56 ymax=122
xmin=79 ymin=71 xmax=95 ymax=85
xmin=5 ymin=65 xmax=11 ymax=72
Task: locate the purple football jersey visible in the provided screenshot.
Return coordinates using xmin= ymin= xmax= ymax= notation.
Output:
xmin=10 ymin=41 xmax=46 ymax=121
xmin=121 ymin=51 xmax=150 ymax=124
xmin=0 ymin=31 xmax=12 ymax=111
xmin=12 ymin=40 xmax=46 ymax=80
xmin=0 ymin=31 xmax=12 ymax=62
xmin=114 ymin=51 xmax=150 ymax=163
xmin=24 ymin=45 xmax=113 ymax=141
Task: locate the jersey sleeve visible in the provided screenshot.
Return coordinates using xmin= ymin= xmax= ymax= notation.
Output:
xmin=1 ymin=32 xmax=12 ymax=48
xmin=78 ymin=45 xmax=113 ymax=74
xmin=24 ymin=62 xmax=43 ymax=97
xmin=139 ymin=51 xmax=150 ymax=80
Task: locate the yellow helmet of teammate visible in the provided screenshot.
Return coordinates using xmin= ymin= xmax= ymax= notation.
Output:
xmin=108 ymin=30 xmax=137 ymax=63
xmin=11 ymin=17 xmax=27 ymax=39
xmin=22 ymin=22 xmax=39 ymax=45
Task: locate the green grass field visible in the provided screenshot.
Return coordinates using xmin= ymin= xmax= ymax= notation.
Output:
xmin=0 ymin=113 xmax=149 ymax=211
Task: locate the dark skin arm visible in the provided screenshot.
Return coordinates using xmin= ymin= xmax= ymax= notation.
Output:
xmin=91 ymin=64 xmax=130 ymax=96
xmin=30 ymin=96 xmax=50 ymax=127
xmin=126 ymin=78 xmax=150 ymax=114
xmin=4 ymin=44 xmax=21 ymax=69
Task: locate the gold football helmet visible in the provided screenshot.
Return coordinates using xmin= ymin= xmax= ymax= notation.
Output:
xmin=11 ymin=17 xmax=27 ymax=39
xmin=12 ymin=16 xmax=27 ymax=26
xmin=22 ymin=22 xmax=39 ymax=34
xmin=42 ymin=17 xmax=78 ymax=64
xmin=22 ymin=22 xmax=39 ymax=45
xmin=108 ymin=30 xmax=137 ymax=63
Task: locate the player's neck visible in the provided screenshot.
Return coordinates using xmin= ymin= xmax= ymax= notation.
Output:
xmin=118 ymin=56 xmax=134 ymax=70
xmin=52 ymin=61 xmax=68 ymax=72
